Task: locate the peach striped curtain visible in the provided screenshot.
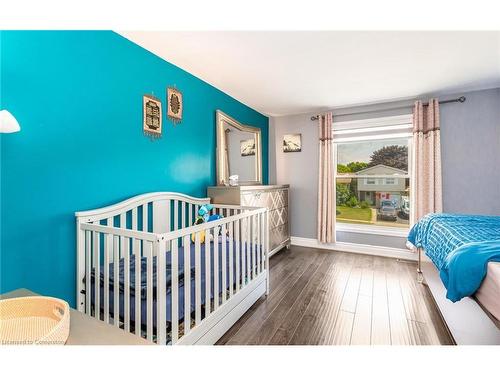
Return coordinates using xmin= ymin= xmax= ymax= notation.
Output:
xmin=317 ymin=112 xmax=335 ymax=243
xmin=412 ymin=99 xmax=443 ymax=222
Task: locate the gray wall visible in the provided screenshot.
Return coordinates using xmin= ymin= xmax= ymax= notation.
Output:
xmin=440 ymin=88 xmax=500 ymax=215
xmin=269 ymin=87 xmax=500 ymax=248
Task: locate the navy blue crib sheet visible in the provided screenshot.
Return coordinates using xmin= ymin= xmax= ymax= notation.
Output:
xmin=87 ymin=239 xmax=260 ymax=327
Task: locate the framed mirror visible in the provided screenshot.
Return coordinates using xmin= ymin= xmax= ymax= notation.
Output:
xmin=216 ymin=110 xmax=262 ymax=186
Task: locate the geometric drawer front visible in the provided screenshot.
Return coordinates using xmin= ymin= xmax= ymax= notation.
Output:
xmin=270 ymin=189 xmax=287 ymax=210
xmin=270 ymin=206 xmax=288 ymax=228
xmin=241 ymin=188 xmax=288 ymax=211
xmin=241 ymin=191 xmax=270 ymax=208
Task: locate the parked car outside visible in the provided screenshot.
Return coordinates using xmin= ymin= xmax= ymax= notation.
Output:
xmin=377 ymin=200 xmax=398 ymax=221
xmin=399 ymin=197 xmax=410 ymax=219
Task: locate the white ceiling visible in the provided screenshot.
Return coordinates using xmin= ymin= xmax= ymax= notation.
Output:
xmin=119 ymin=31 xmax=500 ymax=117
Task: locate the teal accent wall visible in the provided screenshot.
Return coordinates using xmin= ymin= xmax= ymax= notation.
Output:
xmin=0 ymin=31 xmax=268 ymax=306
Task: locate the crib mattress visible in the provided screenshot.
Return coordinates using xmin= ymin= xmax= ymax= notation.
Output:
xmin=88 ymin=239 xmax=258 ymax=326
xmin=475 ymin=261 xmax=500 ymax=322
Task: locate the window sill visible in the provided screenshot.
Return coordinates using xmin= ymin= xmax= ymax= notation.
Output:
xmin=336 ymin=223 xmax=409 ymax=238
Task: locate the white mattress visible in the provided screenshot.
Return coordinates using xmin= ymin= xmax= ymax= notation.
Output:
xmin=475 ymin=261 xmax=500 ymax=322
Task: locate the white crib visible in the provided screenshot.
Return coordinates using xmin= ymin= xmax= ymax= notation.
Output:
xmin=75 ymin=192 xmax=269 ymax=345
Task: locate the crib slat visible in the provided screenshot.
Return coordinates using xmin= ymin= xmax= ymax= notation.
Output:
xmin=228 ymin=221 xmax=234 ymax=297
xmin=261 ymin=213 xmax=268 ymax=271
xmin=93 ymin=231 xmax=100 ymax=318
xmin=252 ymin=215 xmax=256 ymax=280
xmin=104 ymin=232 xmax=111 ymax=324
xmin=146 ymin=241 xmax=153 ymax=341
xmin=204 ymin=229 xmax=211 ymax=316
xmin=246 ymin=216 xmax=251 ymax=283
xmin=194 ymin=232 xmax=201 ymax=325
xmin=143 ymin=204 xmax=149 ymax=232
xmin=188 ymin=203 xmax=193 ymax=227
xmin=113 ymin=234 xmax=119 ymax=327
xmin=265 ymin=210 xmax=270 ymax=294
xmin=259 ymin=213 xmax=263 ymax=273
xmin=255 ymin=214 xmax=260 ymax=275
xmin=132 ymin=208 xmax=138 ymax=230
xmin=85 ymin=231 xmax=91 ymax=315
xmin=240 ymin=217 xmax=245 ymax=286
xmin=221 ymin=223 xmax=227 ymax=304
xmin=121 ymin=214 xmax=130 ymax=332
xmin=166 ymin=199 xmax=171 ymax=234
xmin=119 ymin=214 xmax=125 ymax=258
xmin=181 ymin=202 xmax=186 ymax=229
xmin=157 ymin=240 xmax=166 ymax=345
xmin=133 ymin=237 xmax=141 ymax=336
xmin=213 ymin=228 xmax=219 ymax=309
xmin=174 ymin=200 xmax=179 ymax=231
xmin=235 ymin=219 xmax=240 ymax=293
xmin=183 ymin=235 xmax=191 ymax=336
xmin=171 ymin=239 xmax=179 ymax=344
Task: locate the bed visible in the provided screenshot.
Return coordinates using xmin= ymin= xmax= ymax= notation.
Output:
xmin=76 ymin=192 xmax=269 ymax=345
xmin=476 ymin=262 xmax=500 ymax=323
xmin=408 ymin=213 xmax=500 ymax=344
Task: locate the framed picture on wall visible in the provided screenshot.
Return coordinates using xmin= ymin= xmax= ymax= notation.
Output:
xmin=283 ymin=133 xmax=301 ymax=152
xmin=143 ymin=94 xmax=162 ymax=139
xmin=240 ymin=139 xmax=256 ymax=156
xmin=167 ymin=87 xmax=183 ymax=124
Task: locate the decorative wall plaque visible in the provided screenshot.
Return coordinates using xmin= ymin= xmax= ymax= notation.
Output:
xmin=167 ymin=87 xmax=183 ymax=124
xmin=143 ymin=94 xmax=162 ymax=139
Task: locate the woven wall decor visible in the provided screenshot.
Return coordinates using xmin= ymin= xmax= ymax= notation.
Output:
xmin=167 ymin=87 xmax=183 ymax=124
xmin=143 ymin=94 xmax=162 ymax=139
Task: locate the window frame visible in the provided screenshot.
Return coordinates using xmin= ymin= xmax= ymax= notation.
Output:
xmin=333 ymin=115 xmax=414 ymax=237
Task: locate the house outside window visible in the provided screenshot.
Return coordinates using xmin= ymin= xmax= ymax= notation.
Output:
xmin=333 ymin=115 xmax=413 ymax=235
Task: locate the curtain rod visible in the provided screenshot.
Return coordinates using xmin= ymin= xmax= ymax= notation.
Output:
xmin=310 ymin=96 xmax=466 ymax=121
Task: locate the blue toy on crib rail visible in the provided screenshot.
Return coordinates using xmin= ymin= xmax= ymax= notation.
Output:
xmin=198 ymin=204 xmax=223 ymax=223
xmin=191 ymin=204 xmax=224 ymax=243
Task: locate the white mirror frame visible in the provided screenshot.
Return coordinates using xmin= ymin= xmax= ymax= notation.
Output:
xmin=216 ymin=110 xmax=262 ymax=186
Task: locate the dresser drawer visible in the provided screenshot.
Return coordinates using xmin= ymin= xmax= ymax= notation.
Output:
xmin=270 ymin=224 xmax=289 ymax=250
xmin=270 ymin=206 xmax=288 ymax=228
xmin=241 ymin=190 xmax=270 ymax=208
xmin=241 ymin=188 xmax=288 ymax=210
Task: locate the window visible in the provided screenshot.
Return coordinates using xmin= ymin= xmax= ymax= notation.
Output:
xmin=334 ymin=115 xmax=413 ymax=233
xmin=366 ymin=178 xmax=377 ymax=185
xmin=385 ymin=178 xmax=396 ymax=185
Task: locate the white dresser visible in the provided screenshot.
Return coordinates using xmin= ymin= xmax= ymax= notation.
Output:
xmin=207 ymin=185 xmax=290 ymax=256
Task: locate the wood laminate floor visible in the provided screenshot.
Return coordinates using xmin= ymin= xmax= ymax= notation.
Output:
xmin=217 ymin=246 xmax=454 ymax=345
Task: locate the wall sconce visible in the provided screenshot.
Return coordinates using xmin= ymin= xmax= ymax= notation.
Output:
xmin=0 ymin=110 xmax=21 ymax=133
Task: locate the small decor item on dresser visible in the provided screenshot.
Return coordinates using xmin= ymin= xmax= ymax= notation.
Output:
xmin=240 ymin=139 xmax=256 ymax=156
xmin=167 ymin=87 xmax=183 ymax=124
xmin=229 ymin=175 xmax=239 ymax=186
xmin=0 ymin=296 xmax=70 ymax=345
xmin=283 ymin=133 xmax=302 ymax=152
xmin=143 ymin=94 xmax=162 ymax=139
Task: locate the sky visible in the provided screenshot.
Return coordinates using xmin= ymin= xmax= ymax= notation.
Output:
xmin=337 ymin=138 xmax=408 ymax=165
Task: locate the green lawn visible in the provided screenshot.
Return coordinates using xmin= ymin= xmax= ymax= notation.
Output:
xmin=336 ymin=205 xmax=372 ymax=223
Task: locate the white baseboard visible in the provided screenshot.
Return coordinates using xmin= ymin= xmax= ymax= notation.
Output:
xmin=290 ymin=236 xmax=417 ymax=261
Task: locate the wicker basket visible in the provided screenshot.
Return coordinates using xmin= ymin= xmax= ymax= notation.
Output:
xmin=0 ymin=296 xmax=70 ymax=345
